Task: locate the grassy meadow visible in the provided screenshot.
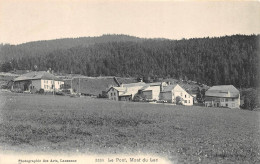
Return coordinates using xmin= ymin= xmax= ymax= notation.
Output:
xmin=0 ymin=91 xmax=259 ymax=163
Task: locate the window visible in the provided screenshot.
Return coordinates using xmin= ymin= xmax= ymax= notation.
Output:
xmin=232 ymin=98 xmax=234 ymax=101
xmin=188 ymin=95 xmax=190 ymax=98
xmin=225 ymin=98 xmax=228 ymax=102
xmin=188 ymin=100 xmax=190 ymax=103
xmin=184 ymin=100 xmax=187 ymax=103
xmin=114 ymin=92 xmax=116 ymax=96
xmin=226 ymin=103 xmax=228 ymax=107
xmin=185 ymin=95 xmax=186 ymax=98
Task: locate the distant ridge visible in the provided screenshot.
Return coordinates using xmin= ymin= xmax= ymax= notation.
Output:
xmin=0 ymin=34 xmax=145 ymax=61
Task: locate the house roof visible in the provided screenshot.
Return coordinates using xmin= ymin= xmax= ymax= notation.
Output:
xmin=121 ymin=82 xmax=147 ymax=87
xmin=119 ymin=92 xmax=132 ymax=96
xmin=138 ymin=85 xmax=150 ymax=91
xmin=66 ymin=77 xmax=119 ymax=95
xmin=66 ymin=77 xmax=137 ymax=96
xmin=205 ymin=85 xmax=239 ymax=98
xmin=112 ymin=87 xmax=126 ymax=92
xmin=148 ymin=82 xmax=162 ymax=86
xmin=161 ymin=84 xmax=178 ymax=92
xmin=13 ymin=71 xmax=60 ymax=81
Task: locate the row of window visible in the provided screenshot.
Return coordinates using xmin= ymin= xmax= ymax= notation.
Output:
xmin=44 ymin=85 xmax=55 ymax=89
xmin=184 ymin=100 xmax=191 ymax=104
xmin=111 ymin=97 xmax=116 ymax=100
xmin=220 ymin=98 xmax=235 ymax=102
xmin=43 ymin=80 xmax=61 ymax=85
xmin=44 ymin=80 xmax=51 ymax=84
xmin=208 ymin=103 xmax=236 ymax=107
xmin=175 ymin=92 xmax=191 ymax=98
xmin=110 ymin=92 xmax=116 ymax=96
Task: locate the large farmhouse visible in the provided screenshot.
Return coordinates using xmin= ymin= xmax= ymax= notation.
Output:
xmin=204 ymin=85 xmax=240 ymax=108
xmin=12 ymin=71 xmax=64 ymax=93
xmin=160 ymin=84 xmax=193 ymax=106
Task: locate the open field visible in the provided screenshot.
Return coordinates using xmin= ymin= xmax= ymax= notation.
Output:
xmin=0 ymin=91 xmax=259 ymax=163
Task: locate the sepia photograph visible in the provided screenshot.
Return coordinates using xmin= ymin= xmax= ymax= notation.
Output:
xmin=0 ymin=0 xmax=259 ymax=163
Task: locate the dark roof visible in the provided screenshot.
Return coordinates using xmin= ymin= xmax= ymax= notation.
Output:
xmin=121 ymin=82 xmax=147 ymax=87
xmin=107 ymin=87 xmax=126 ymax=93
xmin=13 ymin=71 xmax=60 ymax=81
xmin=205 ymin=85 xmax=239 ymax=98
xmin=148 ymin=82 xmax=163 ymax=86
xmin=65 ymin=77 xmax=137 ymax=96
xmin=161 ymin=84 xmax=178 ymax=92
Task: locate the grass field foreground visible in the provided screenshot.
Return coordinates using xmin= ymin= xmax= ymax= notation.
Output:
xmin=0 ymin=91 xmax=259 ymax=163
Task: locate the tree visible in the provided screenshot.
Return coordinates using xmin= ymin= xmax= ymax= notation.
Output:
xmin=0 ymin=62 xmax=12 ymax=72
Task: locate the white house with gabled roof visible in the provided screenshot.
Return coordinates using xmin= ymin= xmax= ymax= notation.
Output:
xmin=138 ymin=82 xmax=167 ymax=101
xmin=160 ymin=84 xmax=193 ymax=106
xmin=107 ymin=82 xmax=147 ymax=101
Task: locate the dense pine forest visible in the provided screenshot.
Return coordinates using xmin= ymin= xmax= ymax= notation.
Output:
xmin=0 ymin=34 xmax=259 ymax=88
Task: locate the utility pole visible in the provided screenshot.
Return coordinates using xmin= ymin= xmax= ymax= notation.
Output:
xmin=71 ymin=78 xmax=73 ymax=94
xmin=78 ymin=77 xmax=80 ymax=95
xmin=52 ymin=70 xmax=55 ymax=96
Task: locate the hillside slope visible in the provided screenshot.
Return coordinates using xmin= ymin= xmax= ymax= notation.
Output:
xmin=0 ymin=34 xmax=259 ymax=88
xmin=0 ymin=34 xmax=144 ymax=61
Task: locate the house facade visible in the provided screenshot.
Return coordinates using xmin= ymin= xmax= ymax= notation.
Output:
xmin=107 ymin=87 xmax=128 ymax=101
xmin=108 ymin=82 xmax=166 ymax=101
xmin=12 ymin=71 xmax=64 ymax=92
xmin=139 ymin=82 xmax=167 ymax=101
xmin=160 ymin=84 xmax=193 ymax=106
xmin=204 ymin=85 xmax=240 ymax=108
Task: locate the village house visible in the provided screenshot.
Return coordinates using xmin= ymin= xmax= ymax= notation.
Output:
xmin=160 ymin=84 xmax=193 ymax=106
xmin=204 ymin=85 xmax=240 ymax=108
xmin=12 ymin=71 xmax=64 ymax=93
xmin=138 ymin=82 xmax=168 ymax=101
xmin=107 ymin=82 xmax=147 ymax=101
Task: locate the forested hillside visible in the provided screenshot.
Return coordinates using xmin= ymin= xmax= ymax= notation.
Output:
xmin=0 ymin=34 xmax=259 ymax=88
xmin=0 ymin=34 xmax=144 ymax=61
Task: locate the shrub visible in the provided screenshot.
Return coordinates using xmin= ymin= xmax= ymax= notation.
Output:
xmin=38 ymin=89 xmax=44 ymax=94
xmin=240 ymin=88 xmax=259 ymax=110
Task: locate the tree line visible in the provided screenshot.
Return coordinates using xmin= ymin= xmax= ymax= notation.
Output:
xmin=0 ymin=34 xmax=259 ymax=88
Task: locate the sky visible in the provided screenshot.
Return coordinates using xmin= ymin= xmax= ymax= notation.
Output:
xmin=0 ymin=0 xmax=259 ymax=44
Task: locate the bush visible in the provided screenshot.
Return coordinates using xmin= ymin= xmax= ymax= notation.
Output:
xmin=38 ymin=89 xmax=44 ymax=94
xmin=55 ymin=92 xmax=64 ymax=96
xmin=240 ymin=88 xmax=259 ymax=110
